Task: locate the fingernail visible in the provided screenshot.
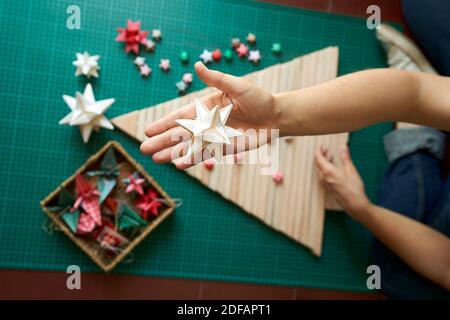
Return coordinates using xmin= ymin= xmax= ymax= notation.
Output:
xmin=195 ymin=61 xmax=206 ymax=71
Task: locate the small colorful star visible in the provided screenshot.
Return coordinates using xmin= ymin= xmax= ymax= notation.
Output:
xmin=134 ymin=56 xmax=145 ymax=66
xmin=248 ymin=50 xmax=261 ymax=64
xmin=235 ymin=43 xmax=249 ymax=57
xmin=199 ymin=49 xmax=213 ymax=64
xmin=124 ymin=174 xmax=145 ymax=195
xmin=231 ymin=38 xmax=240 ymax=48
xmin=212 ymin=49 xmax=222 ymax=61
xmin=182 ymin=73 xmax=193 ymax=84
xmin=152 ymin=29 xmax=162 ymax=42
xmin=159 ymin=59 xmax=171 ymax=72
xmin=143 ymin=38 xmax=156 ymax=52
xmin=176 ymin=81 xmax=188 ymax=94
xmin=179 ymin=51 xmax=189 ymax=63
xmin=271 ymin=43 xmax=282 ymax=55
xmin=272 ymin=171 xmax=283 ymax=185
xmin=139 ymin=64 xmax=152 ymax=77
xmin=234 ymin=153 xmax=244 ymax=164
xmin=204 ymin=158 xmax=215 ymax=171
xmin=223 ymin=49 xmax=233 ymax=61
xmin=246 ymin=33 xmax=256 ymax=44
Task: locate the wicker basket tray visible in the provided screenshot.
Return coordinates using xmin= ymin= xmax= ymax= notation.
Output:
xmin=41 ymin=141 xmax=175 ymax=272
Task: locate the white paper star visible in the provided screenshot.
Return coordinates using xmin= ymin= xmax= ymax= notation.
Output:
xmin=199 ymin=49 xmax=213 ymax=64
xmin=175 ymin=98 xmax=242 ymax=158
xmin=152 ymin=29 xmax=162 ymax=41
xmin=134 ymin=56 xmax=146 ymax=66
xmin=72 ymin=51 xmax=100 ymax=78
xmin=248 ymin=50 xmax=261 ymax=64
xmin=59 ymin=83 xmax=115 ymax=143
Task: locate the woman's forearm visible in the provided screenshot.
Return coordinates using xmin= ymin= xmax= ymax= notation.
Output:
xmin=357 ymin=204 xmax=450 ymax=291
xmin=274 ymin=69 xmax=450 ymax=136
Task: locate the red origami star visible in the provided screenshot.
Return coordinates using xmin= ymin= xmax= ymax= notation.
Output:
xmin=136 ymin=189 xmax=162 ymax=219
xmin=115 ymin=20 xmax=149 ymax=54
xmin=72 ymin=174 xmax=101 ymax=226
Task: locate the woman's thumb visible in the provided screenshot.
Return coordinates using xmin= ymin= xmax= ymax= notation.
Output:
xmin=195 ymin=61 xmax=242 ymax=94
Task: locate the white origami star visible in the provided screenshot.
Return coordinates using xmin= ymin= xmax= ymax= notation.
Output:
xmin=175 ymin=98 xmax=242 ymax=158
xmin=199 ymin=49 xmax=213 ymax=64
xmin=59 ymin=83 xmax=115 ymax=143
xmin=73 ymin=51 xmax=100 ymax=78
xmin=248 ymin=50 xmax=261 ymax=64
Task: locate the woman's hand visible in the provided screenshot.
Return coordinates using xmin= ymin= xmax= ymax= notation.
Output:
xmin=315 ymin=145 xmax=372 ymax=220
xmin=140 ymin=62 xmax=278 ymax=169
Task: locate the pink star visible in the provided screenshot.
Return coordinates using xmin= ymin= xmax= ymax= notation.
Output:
xmin=159 ymin=59 xmax=171 ymax=71
xmin=234 ymin=153 xmax=244 ymax=164
xmin=124 ymin=174 xmax=145 ymax=195
xmin=143 ymin=38 xmax=156 ymax=52
xmin=182 ymin=73 xmax=193 ymax=84
xmin=139 ymin=64 xmax=152 ymax=77
xmin=235 ymin=43 xmax=249 ymax=57
xmin=272 ymin=171 xmax=283 ymax=185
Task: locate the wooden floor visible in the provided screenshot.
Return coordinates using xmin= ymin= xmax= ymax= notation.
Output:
xmin=0 ymin=0 xmax=406 ymax=300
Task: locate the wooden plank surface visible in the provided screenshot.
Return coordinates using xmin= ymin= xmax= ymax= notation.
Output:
xmin=112 ymin=47 xmax=347 ymax=255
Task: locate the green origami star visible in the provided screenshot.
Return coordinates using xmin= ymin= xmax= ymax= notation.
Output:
xmin=46 ymin=187 xmax=80 ymax=233
xmin=118 ymin=204 xmax=148 ymax=230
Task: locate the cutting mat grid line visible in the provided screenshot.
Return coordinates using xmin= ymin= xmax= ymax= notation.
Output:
xmin=0 ymin=0 xmax=392 ymax=292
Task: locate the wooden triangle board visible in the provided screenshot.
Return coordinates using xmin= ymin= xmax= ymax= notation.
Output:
xmin=112 ymin=47 xmax=347 ymax=256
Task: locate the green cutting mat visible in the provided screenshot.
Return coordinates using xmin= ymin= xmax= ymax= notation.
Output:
xmin=0 ymin=0 xmax=393 ymax=291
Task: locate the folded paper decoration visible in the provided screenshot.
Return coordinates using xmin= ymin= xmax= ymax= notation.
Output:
xmin=59 ymin=83 xmax=115 ymax=143
xmin=112 ymin=47 xmax=347 ymax=256
xmin=175 ymin=98 xmax=242 ymax=158
xmin=41 ymin=141 xmax=175 ymax=272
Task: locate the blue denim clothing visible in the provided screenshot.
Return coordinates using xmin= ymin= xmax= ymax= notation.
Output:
xmin=372 ymin=128 xmax=449 ymax=299
xmin=402 ymin=0 xmax=450 ymax=76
